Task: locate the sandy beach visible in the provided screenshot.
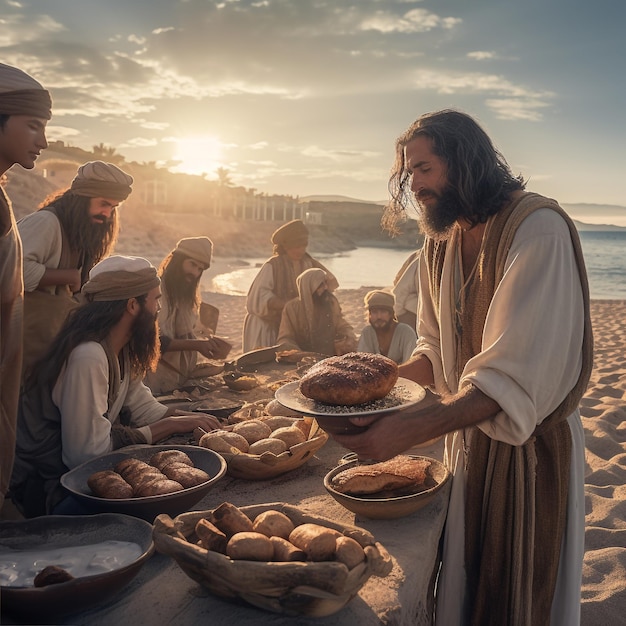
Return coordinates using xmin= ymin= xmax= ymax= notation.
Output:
xmin=202 ymin=281 xmax=626 ymax=625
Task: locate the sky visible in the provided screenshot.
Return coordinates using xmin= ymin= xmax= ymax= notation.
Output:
xmin=3 ymin=0 xmax=625 ymax=218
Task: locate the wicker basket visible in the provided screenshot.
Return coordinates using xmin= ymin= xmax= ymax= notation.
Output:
xmin=204 ymin=417 xmax=329 ymax=481
xmin=153 ymin=502 xmax=393 ymax=617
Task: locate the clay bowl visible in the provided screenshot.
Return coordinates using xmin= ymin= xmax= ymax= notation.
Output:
xmin=323 ymin=455 xmax=451 ymax=520
xmin=60 ymin=444 xmax=227 ymax=522
xmin=0 ymin=513 xmax=154 ymax=621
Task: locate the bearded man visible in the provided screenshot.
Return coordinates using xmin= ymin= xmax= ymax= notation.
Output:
xmin=10 ymin=255 xmax=220 ymax=517
xmin=17 ymin=160 xmax=133 ymax=376
xmin=357 ymin=290 xmax=417 ymax=364
xmin=145 ymin=236 xmax=231 ymax=394
xmin=243 ymin=219 xmax=339 ymax=351
xmin=0 ymin=62 xmax=51 ymax=512
xmin=330 ymin=110 xmax=592 ymax=626
xmin=277 ymin=267 xmax=356 ymax=356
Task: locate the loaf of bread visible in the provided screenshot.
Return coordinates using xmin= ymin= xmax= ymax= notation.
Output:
xmin=149 ymin=449 xmax=193 ymax=471
xmin=87 ymin=469 xmax=134 ymax=499
xmin=161 ymin=462 xmax=211 ymax=488
xmin=299 ymin=352 xmax=399 ymax=406
xmin=330 ymin=455 xmax=431 ymax=495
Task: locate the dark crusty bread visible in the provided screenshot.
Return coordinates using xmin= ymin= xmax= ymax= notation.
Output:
xmin=299 ymin=352 xmax=399 ymax=406
xmin=331 ymin=455 xmax=431 ymax=495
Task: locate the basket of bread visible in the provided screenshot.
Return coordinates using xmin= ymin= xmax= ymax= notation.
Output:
xmin=195 ymin=413 xmax=328 ymax=480
xmin=152 ymin=501 xmax=393 ymax=617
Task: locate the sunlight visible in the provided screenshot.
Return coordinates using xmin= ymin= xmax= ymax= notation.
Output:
xmin=171 ymin=136 xmax=223 ymax=177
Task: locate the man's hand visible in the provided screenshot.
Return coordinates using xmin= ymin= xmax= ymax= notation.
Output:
xmin=150 ymin=410 xmax=220 ymax=443
xmin=196 ymin=338 xmax=222 ymax=359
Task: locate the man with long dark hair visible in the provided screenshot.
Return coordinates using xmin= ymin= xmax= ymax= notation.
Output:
xmin=145 ymin=237 xmax=231 ymax=394
xmin=10 ymin=255 xmax=220 ymax=517
xmin=0 ymin=62 xmax=51 ymax=513
xmin=18 ymin=160 xmax=133 ymax=375
xmin=332 ymin=110 xmax=592 ymax=625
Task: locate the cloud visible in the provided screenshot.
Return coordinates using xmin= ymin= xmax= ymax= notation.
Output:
xmin=467 ymin=51 xmax=496 ymax=61
xmin=360 ymin=8 xmax=461 ymax=34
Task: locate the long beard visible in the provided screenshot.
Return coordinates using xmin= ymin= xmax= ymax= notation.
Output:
xmin=127 ymin=307 xmax=160 ymax=376
xmin=416 ymin=185 xmax=463 ymax=242
xmin=163 ymin=265 xmax=199 ymax=308
xmin=371 ymin=318 xmax=393 ymax=332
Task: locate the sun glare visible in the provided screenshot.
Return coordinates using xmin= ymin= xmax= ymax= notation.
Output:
xmin=171 ymin=136 xmax=223 ymax=177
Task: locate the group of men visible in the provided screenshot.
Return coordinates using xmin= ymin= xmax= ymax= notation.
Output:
xmin=1 ymin=63 xmax=224 ymax=517
xmin=1 ymin=60 xmax=592 ymax=624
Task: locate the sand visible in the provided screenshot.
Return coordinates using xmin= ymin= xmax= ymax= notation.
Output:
xmin=201 ymin=280 xmax=626 ymax=625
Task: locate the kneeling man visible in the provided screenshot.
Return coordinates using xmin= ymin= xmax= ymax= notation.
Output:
xmin=10 ymin=255 xmax=220 ymax=517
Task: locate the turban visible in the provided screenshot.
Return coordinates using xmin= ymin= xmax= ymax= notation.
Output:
xmin=296 ymin=267 xmax=327 ymax=297
xmin=70 ymin=161 xmax=133 ymax=201
xmin=173 ymin=236 xmax=213 ymax=267
xmin=364 ymin=290 xmax=395 ymax=310
xmin=271 ymin=219 xmax=309 ymax=247
xmin=0 ymin=63 xmax=52 ymax=120
xmin=82 ymin=255 xmax=160 ymax=302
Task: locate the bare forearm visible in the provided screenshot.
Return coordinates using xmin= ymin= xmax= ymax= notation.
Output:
xmin=398 ymin=354 xmax=435 ymax=388
xmin=37 ymin=268 xmax=81 ymax=290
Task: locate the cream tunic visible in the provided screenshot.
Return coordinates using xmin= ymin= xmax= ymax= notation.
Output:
xmin=357 ymin=323 xmax=417 ymax=364
xmin=414 ymin=210 xmax=585 ymax=626
xmin=17 ymin=210 xmax=62 ymax=292
xmin=52 ymin=342 xmax=168 ymax=469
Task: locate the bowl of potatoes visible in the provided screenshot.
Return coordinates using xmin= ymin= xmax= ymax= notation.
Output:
xmin=152 ymin=501 xmax=392 ymax=617
xmin=195 ymin=416 xmax=328 ymax=480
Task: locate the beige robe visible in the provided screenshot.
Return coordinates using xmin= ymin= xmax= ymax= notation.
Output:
xmin=0 ymin=187 xmax=23 ymax=508
xmin=415 ymin=209 xmax=586 ymax=625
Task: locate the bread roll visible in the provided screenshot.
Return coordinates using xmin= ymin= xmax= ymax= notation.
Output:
xmin=211 ymin=429 xmax=250 ymax=452
xmin=162 ymin=462 xmax=211 ymax=488
xmin=87 ymin=470 xmax=133 ymax=499
xmin=299 ymin=352 xmax=399 ymax=406
xmin=149 ymin=449 xmax=193 ymax=471
xmin=134 ymin=477 xmax=183 ymax=497
xmin=248 ymin=438 xmax=288 ymax=455
xmin=232 ymin=420 xmax=272 ymax=444
xmin=33 ymin=565 xmax=75 ymax=587
xmin=198 ymin=432 xmax=242 ymax=454
xmin=269 ymin=426 xmax=306 ymax=449
xmin=114 ymin=458 xmax=150 ymax=479
xmin=226 ymin=532 xmax=274 ymax=561
xmin=252 ymin=510 xmax=295 ymax=539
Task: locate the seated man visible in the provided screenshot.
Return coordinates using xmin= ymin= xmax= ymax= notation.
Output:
xmin=277 ymin=267 xmax=356 ymax=356
xmin=144 ymin=236 xmax=231 ymax=394
xmin=10 ymin=255 xmax=221 ymax=517
xmin=357 ymin=290 xmax=417 ymax=364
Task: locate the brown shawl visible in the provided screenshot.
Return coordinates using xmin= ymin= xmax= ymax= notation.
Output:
xmin=425 ymin=192 xmax=593 ymax=625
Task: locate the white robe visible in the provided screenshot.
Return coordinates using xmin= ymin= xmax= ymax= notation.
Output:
xmin=357 ymin=322 xmax=417 ymax=364
xmin=414 ymin=210 xmax=585 ymax=626
xmin=52 ymin=342 xmax=168 ymax=469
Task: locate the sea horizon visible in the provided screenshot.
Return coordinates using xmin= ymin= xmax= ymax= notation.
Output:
xmin=205 ymin=230 xmax=626 ymax=301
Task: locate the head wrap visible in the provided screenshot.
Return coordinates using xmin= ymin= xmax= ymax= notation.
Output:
xmin=82 ymin=255 xmax=160 ymax=302
xmin=0 ymin=63 xmax=52 ymax=120
xmin=296 ymin=268 xmax=327 ymax=338
xmin=271 ymin=219 xmax=309 ymax=248
xmin=364 ymin=290 xmax=395 ymax=310
xmin=173 ymin=236 xmax=213 ymax=268
xmin=70 ymin=161 xmax=133 ymax=201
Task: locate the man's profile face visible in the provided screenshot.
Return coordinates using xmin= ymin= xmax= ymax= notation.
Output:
xmin=369 ymin=306 xmax=393 ymax=331
xmin=88 ymin=197 xmax=118 ymax=225
xmin=285 ymin=241 xmax=308 ymax=261
xmin=405 ymin=135 xmax=462 ymax=240
xmin=181 ymin=258 xmax=206 ymax=283
xmin=0 ymin=115 xmax=48 ymax=171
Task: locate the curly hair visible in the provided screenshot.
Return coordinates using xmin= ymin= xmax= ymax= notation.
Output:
xmin=383 ymin=109 xmax=525 ymax=233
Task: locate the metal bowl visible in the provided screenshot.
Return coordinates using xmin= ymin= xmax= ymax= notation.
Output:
xmin=0 ymin=513 xmax=153 ymax=621
xmin=60 ymin=444 xmax=227 ymax=521
xmin=323 ymin=455 xmax=451 ymax=520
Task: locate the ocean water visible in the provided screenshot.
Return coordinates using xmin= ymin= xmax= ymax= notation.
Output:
xmin=208 ymin=231 xmax=626 ymax=301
